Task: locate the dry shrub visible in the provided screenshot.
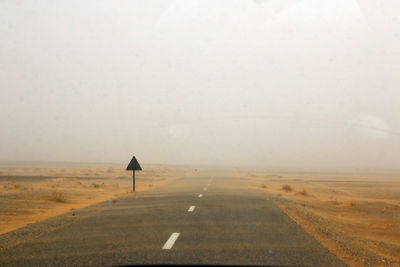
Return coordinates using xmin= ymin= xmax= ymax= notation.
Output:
xmin=330 ymin=200 xmax=342 ymax=205
xmin=281 ymin=184 xmax=293 ymax=192
xmin=13 ymin=184 xmax=22 ymax=190
xmin=49 ymin=190 xmax=67 ymax=203
xmin=277 ymin=193 xmax=282 ymax=197
xmin=91 ymin=182 xmax=105 ymax=188
xmin=349 ymin=201 xmax=357 ymax=206
xmin=298 ymin=189 xmax=309 ymax=196
xmin=260 ymin=184 xmax=267 ymax=189
xmin=3 ymin=185 xmax=11 ymax=191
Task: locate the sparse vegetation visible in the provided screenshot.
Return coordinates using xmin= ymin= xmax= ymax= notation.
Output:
xmin=2 ymin=184 xmax=27 ymax=191
xmin=329 ymin=200 xmax=342 ymax=205
xmin=298 ymin=189 xmax=309 ymax=196
xmin=2 ymin=185 xmax=11 ymax=190
xmin=349 ymin=201 xmax=357 ymax=206
xmin=0 ymin=165 xmax=178 ymax=236
xmin=91 ymin=182 xmax=105 ymax=188
xmin=13 ymin=184 xmax=22 ymax=189
xmin=260 ymin=184 xmax=267 ymax=189
xmin=49 ymin=190 xmax=67 ymax=203
xmin=3 ymin=184 xmax=29 ymax=190
xmin=281 ymin=184 xmax=293 ymax=192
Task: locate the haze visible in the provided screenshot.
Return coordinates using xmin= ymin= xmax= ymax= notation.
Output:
xmin=1 ymin=0 xmax=399 ymax=171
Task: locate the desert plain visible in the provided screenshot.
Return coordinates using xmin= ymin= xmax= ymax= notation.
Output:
xmin=0 ymin=162 xmax=194 ymax=236
xmin=244 ymin=170 xmax=400 ymax=267
xmin=0 ymin=161 xmax=399 ymax=267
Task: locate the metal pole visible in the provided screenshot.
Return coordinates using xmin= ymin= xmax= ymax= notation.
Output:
xmin=132 ymin=171 xmax=135 ymax=192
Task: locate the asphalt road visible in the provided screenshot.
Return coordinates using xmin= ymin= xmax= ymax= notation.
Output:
xmin=0 ymin=174 xmax=346 ymax=266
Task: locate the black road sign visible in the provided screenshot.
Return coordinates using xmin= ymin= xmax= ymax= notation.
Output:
xmin=126 ymin=156 xmax=142 ymax=171
xmin=126 ymin=156 xmax=142 ymax=192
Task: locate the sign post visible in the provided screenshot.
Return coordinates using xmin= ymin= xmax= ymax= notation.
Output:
xmin=126 ymin=156 xmax=142 ymax=192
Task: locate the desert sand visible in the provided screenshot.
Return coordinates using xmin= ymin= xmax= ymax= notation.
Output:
xmin=0 ymin=162 xmax=194 ymax=235
xmin=244 ymin=170 xmax=400 ymax=267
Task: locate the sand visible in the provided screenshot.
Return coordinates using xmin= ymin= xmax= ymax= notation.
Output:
xmin=245 ymin=171 xmax=400 ymax=267
xmin=1 ymin=163 xmax=399 ymax=267
xmin=0 ymin=162 xmax=194 ymax=235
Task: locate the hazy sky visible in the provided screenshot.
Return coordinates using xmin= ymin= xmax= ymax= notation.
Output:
xmin=1 ymin=0 xmax=399 ymax=170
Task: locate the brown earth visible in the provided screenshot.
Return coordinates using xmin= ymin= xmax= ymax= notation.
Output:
xmin=245 ymin=171 xmax=400 ymax=267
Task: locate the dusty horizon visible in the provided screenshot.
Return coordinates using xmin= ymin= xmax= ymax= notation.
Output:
xmin=1 ymin=159 xmax=399 ymax=175
xmin=1 ymin=0 xmax=399 ymax=171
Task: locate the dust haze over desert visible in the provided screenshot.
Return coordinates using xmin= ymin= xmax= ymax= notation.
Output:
xmin=0 ymin=0 xmax=399 ymax=172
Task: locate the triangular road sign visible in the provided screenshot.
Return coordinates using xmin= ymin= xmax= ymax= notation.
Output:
xmin=126 ymin=156 xmax=142 ymax=171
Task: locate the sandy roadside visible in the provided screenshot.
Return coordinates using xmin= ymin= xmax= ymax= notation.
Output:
xmin=0 ymin=163 xmax=194 ymax=235
xmin=245 ymin=171 xmax=400 ymax=267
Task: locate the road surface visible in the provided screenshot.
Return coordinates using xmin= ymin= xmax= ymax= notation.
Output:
xmin=0 ymin=173 xmax=346 ymax=266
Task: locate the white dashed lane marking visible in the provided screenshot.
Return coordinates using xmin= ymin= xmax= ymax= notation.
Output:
xmin=188 ymin=206 xmax=195 ymax=212
xmin=162 ymin=233 xmax=180 ymax=250
xmin=198 ymin=194 xmax=203 ymax=198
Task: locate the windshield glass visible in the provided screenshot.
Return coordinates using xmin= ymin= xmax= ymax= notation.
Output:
xmin=0 ymin=1 xmax=399 ymax=266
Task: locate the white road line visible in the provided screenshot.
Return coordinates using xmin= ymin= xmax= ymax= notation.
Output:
xmin=162 ymin=233 xmax=180 ymax=250
xmin=188 ymin=205 xmax=195 ymax=212
xmin=203 ymin=187 xmax=207 ymax=191
xmin=198 ymin=194 xmax=203 ymax=198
